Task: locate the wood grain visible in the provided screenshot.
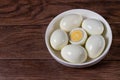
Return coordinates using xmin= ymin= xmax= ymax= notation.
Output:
xmin=0 ymin=0 xmax=119 ymax=25
xmin=0 ymin=60 xmax=119 ymax=80
xmin=0 ymin=0 xmax=119 ymax=80
xmin=0 ymin=25 xmax=51 ymax=59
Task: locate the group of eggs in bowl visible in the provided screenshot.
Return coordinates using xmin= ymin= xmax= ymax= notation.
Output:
xmin=45 ymin=9 xmax=112 ymax=68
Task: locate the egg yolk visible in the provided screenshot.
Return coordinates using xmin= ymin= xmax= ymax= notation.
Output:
xmin=70 ymin=30 xmax=83 ymax=42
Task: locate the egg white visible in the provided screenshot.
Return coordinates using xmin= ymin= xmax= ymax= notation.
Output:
xmin=82 ymin=19 xmax=104 ymax=35
xmin=50 ymin=29 xmax=68 ymax=50
xmin=61 ymin=44 xmax=87 ymax=63
xmin=85 ymin=35 xmax=105 ymax=58
xmin=60 ymin=14 xmax=83 ymax=32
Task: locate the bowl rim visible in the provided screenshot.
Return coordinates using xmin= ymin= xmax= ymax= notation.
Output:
xmin=45 ymin=9 xmax=113 ymax=66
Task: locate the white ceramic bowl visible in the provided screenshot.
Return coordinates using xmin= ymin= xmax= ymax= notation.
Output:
xmin=45 ymin=9 xmax=112 ymax=68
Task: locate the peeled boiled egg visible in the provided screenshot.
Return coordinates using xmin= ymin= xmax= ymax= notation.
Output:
xmin=50 ymin=29 xmax=68 ymax=50
xmin=60 ymin=14 xmax=83 ymax=32
xmin=85 ymin=35 xmax=105 ymax=58
xmin=61 ymin=44 xmax=87 ymax=63
xmin=69 ymin=28 xmax=87 ymax=45
xmin=82 ymin=19 xmax=104 ymax=35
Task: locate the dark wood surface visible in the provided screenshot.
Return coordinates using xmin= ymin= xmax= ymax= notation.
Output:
xmin=0 ymin=0 xmax=119 ymax=80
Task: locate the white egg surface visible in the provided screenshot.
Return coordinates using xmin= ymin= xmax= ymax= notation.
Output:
xmin=82 ymin=19 xmax=104 ymax=35
xmin=61 ymin=44 xmax=87 ymax=63
xmin=50 ymin=29 xmax=68 ymax=50
xmin=70 ymin=28 xmax=87 ymax=45
xmin=85 ymin=35 xmax=105 ymax=58
xmin=60 ymin=14 xmax=83 ymax=32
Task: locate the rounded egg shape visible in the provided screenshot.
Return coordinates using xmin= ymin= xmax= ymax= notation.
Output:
xmin=69 ymin=28 xmax=87 ymax=45
xmin=61 ymin=44 xmax=87 ymax=63
xmin=82 ymin=19 xmax=104 ymax=35
xmin=60 ymin=14 xmax=83 ymax=32
xmin=50 ymin=29 xmax=68 ymax=50
xmin=85 ymin=35 xmax=105 ymax=58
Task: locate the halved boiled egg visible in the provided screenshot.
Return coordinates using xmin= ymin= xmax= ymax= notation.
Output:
xmin=69 ymin=28 xmax=87 ymax=45
xmin=60 ymin=14 xmax=83 ymax=32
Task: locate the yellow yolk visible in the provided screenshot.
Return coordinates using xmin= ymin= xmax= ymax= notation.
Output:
xmin=70 ymin=30 xmax=83 ymax=42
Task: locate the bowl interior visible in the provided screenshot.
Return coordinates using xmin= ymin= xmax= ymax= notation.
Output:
xmin=45 ymin=9 xmax=112 ymax=66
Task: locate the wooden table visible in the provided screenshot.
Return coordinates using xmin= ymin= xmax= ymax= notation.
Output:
xmin=0 ymin=0 xmax=119 ymax=80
